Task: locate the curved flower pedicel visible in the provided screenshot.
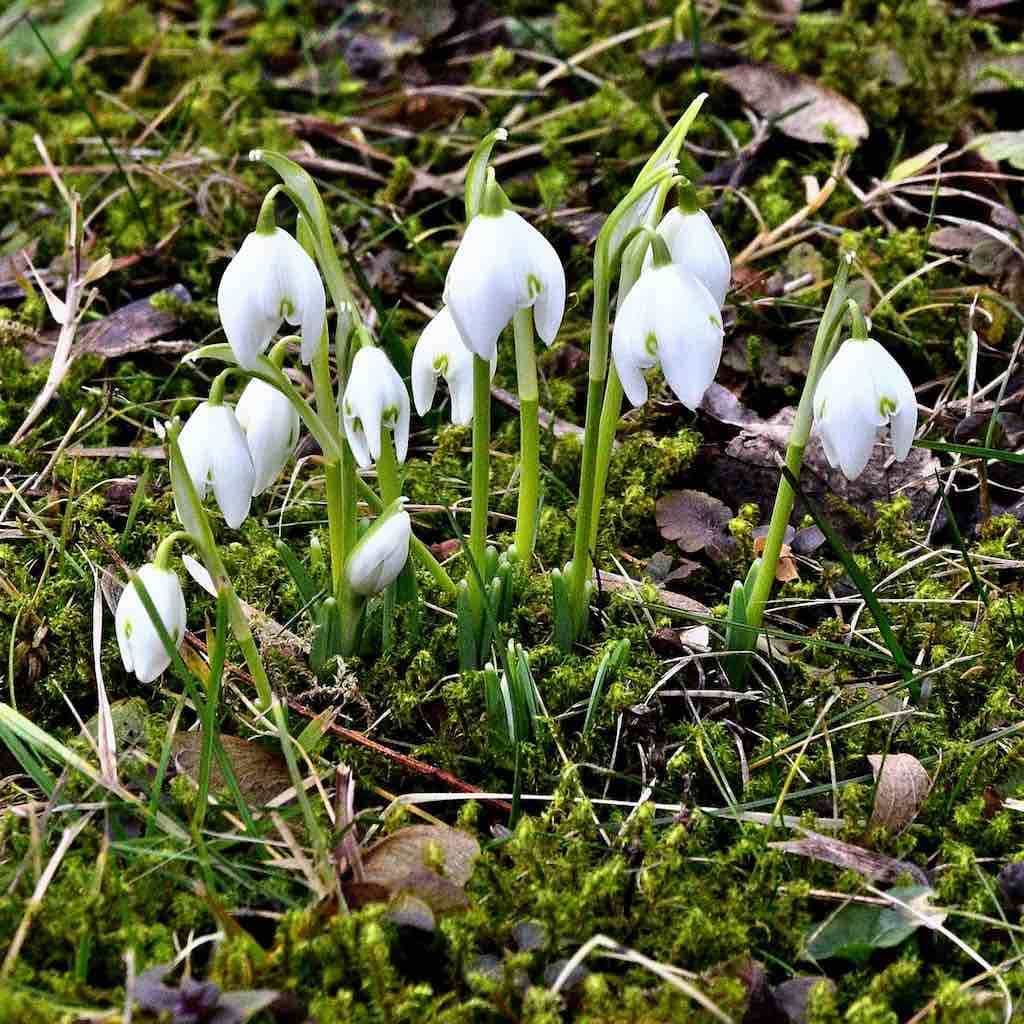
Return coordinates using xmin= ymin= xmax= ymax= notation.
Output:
xmin=177 ymin=401 xmax=256 ymax=528
xmin=645 ymin=206 xmax=731 ymax=307
xmin=341 ymin=346 xmax=410 ymax=469
xmin=443 ymin=208 xmax=566 ymax=361
xmin=217 ymin=226 xmax=326 ymax=369
xmin=236 ymin=377 xmax=301 ymax=495
xmin=346 ymin=500 xmax=412 ymax=596
xmin=412 ymin=306 xmax=496 ymax=425
xmin=612 ymin=262 xmax=724 ymax=409
xmin=813 ymin=337 xmax=917 ymax=480
xmin=115 ymin=564 xmax=187 ymax=683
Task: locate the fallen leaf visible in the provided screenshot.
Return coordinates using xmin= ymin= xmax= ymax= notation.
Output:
xmin=885 ymin=143 xmax=948 ymax=184
xmin=23 ymin=285 xmax=193 ymax=364
xmin=773 ymin=976 xmax=836 ymax=1023
xmin=968 ymin=131 xmax=1024 ymax=170
xmin=640 ymin=39 xmax=742 ymax=70
xmin=172 ymin=733 xmax=292 ymax=807
xmin=753 ymin=534 xmax=800 ymax=582
xmin=868 ymin=753 xmax=932 ymax=834
xmin=656 ymin=489 xmax=734 ymax=555
xmin=598 ymin=571 xmax=710 ymax=617
xmin=771 ymin=830 xmax=929 ymax=885
xmin=804 ymin=885 xmax=943 ymax=963
xmin=720 ymin=63 xmax=868 ymax=145
xmin=362 ymin=825 xmax=478 ymax=888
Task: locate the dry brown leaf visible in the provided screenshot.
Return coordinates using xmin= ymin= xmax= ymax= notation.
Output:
xmin=655 ymin=489 xmax=734 ymax=556
xmin=362 ymin=825 xmax=479 ymax=890
xmin=868 ymin=753 xmax=932 ymax=834
xmin=172 ymin=733 xmax=292 ymax=807
xmin=721 ymin=64 xmax=868 ymax=145
xmin=771 ymin=830 xmax=929 ymax=884
xmin=753 ymin=535 xmax=800 ymax=582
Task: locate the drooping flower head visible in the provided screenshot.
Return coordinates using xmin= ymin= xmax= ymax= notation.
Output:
xmin=412 ymin=306 xmax=496 ymax=425
xmin=813 ymin=337 xmax=917 ymax=480
xmin=115 ymin=564 xmax=187 ymax=684
xmin=236 ymin=378 xmax=301 ymax=495
xmin=341 ymin=346 xmax=410 ymax=469
xmin=217 ymin=220 xmax=326 ymax=370
xmin=443 ymin=195 xmax=565 ymax=361
xmin=612 ymin=259 xmax=724 ymax=409
xmin=346 ymin=499 xmax=412 ymax=596
xmin=645 ymin=205 xmax=731 ymax=307
xmin=177 ymin=400 xmax=256 ymax=528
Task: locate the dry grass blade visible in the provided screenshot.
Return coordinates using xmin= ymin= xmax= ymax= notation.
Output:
xmin=549 ymin=934 xmax=733 ymax=1023
xmin=90 ymin=565 xmax=118 ymax=786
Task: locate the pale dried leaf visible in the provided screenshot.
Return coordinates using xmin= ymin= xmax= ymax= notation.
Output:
xmin=362 ymin=825 xmax=479 ymax=889
xmin=771 ymin=830 xmax=929 ymax=884
xmin=721 ymin=64 xmax=868 ymax=144
xmin=655 ymin=490 xmax=733 ymax=554
xmin=868 ymin=753 xmax=932 ymax=834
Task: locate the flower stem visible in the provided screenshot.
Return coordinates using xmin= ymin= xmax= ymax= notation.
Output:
xmin=744 ymin=257 xmax=853 ymax=633
xmin=166 ymin=423 xmax=275 ymax=711
xmin=567 ymin=255 xmax=611 ymax=625
xmin=153 ymin=530 xmax=192 ymax=570
xmin=513 ymin=308 xmax=540 ymax=560
xmin=376 ymin=430 xmax=402 ymax=505
xmin=469 ymin=354 xmax=492 ymax=595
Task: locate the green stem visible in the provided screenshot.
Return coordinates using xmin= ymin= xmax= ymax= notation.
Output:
xmin=744 ymin=257 xmax=854 ymax=632
xmin=513 ymin=308 xmax=540 ymax=560
xmin=153 ymin=531 xmax=192 ymax=570
xmin=166 ymin=424 xmax=275 ymax=711
xmin=376 ymin=431 xmax=402 ymax=505
xmin=588 ymin=368 xmax=624 ymax=555
xmin=469 ymin=355 xmax=492 ymax=597
xmin=567 ymin=255 xmax=611 ymax=619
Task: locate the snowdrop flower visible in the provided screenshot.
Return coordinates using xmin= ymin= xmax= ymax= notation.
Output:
xmin=443 ymin=208 xmax=565 ymax=361
xmin=178 ymin=401 xmax=256 ymax=528
xmin=236 ymin=378 xmax=301 ymax=495
xmin=644 ymin=206 xmax=731 ymax=306
xmin=342 ymin=346 xmax=410 ymax=469
xmin=217 ymin=226 xmax=326 ymax=370
xmin=412 ymin=306 xmax=496 ymax=425
xmin=813 ymin=337 xmax=917 ymax=481
xmin=115 ymin=564 xmax=187 ymax=683
xmin=346 ymin=500 xmax=412 ymax=596
xmin=612 ymin=261 xmax=724 ymax=409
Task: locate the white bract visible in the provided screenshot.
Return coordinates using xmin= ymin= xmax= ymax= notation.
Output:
xmin=342 ymin=346 xmax=410 ymax=469
xmin=813 ymin=337 xmax=917 ymax=481
xmin=443 ymin=209 xmax=565 ymax=361
xmin=412 ymin=306 xmax=495 ymax=425
xmin=217 ymin=227 xmax=326 ymax=370
xmin=612 ymin=263 xmax=724 ymax=409
xmin=644 ymin=207 xmax=731 ymax=306
xmin=178 ymin=401 xmax=256 ymax=528
xmin=236 ymin=378 xmax=301 ymax=495
xmin=346 ymin=501 xmax=412 ymax=596
xmin=115 ymin=564 xmax=187 ymax=683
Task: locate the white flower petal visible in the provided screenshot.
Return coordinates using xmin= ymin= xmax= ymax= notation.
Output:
xmin=217 ymin=228 xmax=326 ymax=370
xmin=115 ymin=564 xmax=186 ymax=683
xmin=204 ymin=405 xmax=255 ymax=527
xmin=237 ymin=378 xmax=301 ymax=494
xmin=346 ymin=506 xmax=412 ymax=595
xmin=444 ymin=209 xmax=565 ymax=358
xmin=653 ymin=267 xmax=723 ymax=410
xmin=648 ymin=208 xmax=732 ymax=306
xmin=611 ymin=264 xmax=724 ymax=410
xmin=342 ymin=347 xmax=411 ymax=468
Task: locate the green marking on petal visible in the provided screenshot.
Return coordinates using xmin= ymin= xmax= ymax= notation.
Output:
xmin=879 ymin=396 xmax=897 ymax=416
xmin=432 ymin=355 xmax=449 ymax=375
xmin=644 ymin=331 xmax=658 ymax=357
xmin=526 ymin=273 xmax=542 ymax=299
